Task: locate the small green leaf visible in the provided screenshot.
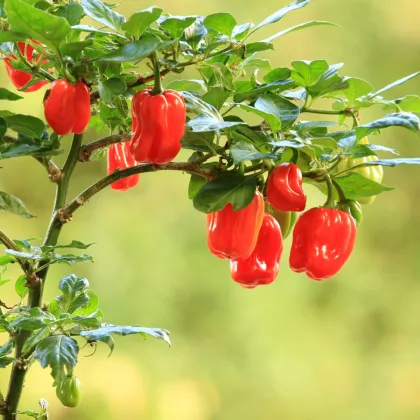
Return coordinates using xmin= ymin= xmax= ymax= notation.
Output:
xmin=233 ymin=79 xmax=295 ymax=103
xmin=193 ymin=173 xmax=257 ymax=213
xmin=230 ymin=141 xmax=277 ymax=164
xmin=0 ymin=191 xmax=35 ymax=219
xmin=370 ymin=72 xmax=420 ymax=98
xmin=10 ymin=307 xmax=55 ymax=331
xmin=73 ymin=290 xmax=99 ymax=316
xmin=1 ymin=114 xmax=45 ymax=138
xmin=394 ymin=95 xmax=420 ymax=113
xmin=80 ymin=0 xmax=125 ymax=31
xmin=188 ymin=175 xmax=206 ymax=200
xmin=291 ymin=60 xmax=329 ymax=87
xmin=122 ymin=7 xmax=162 ymax=38
xmin=356 ymin=113 xmax=420 ymax=140
xmin=341 ymin=77 xmax=374 ymax=104
xmin=334 ymin=173 xmax=394 ymax=200
xmin=0 ymin=356 xmax=14 ymax=368
xmin=0 ymin=88 xmax=23 ymax=101
xmin=42 ymin=241 xmax=95 ymax=251
xmin=206 ymin=62 xmax=235 ymax=91
xmin=202 ymin=88 xmax=230 ymax=111
xmin=15 ymin=275 xmax=28 ymax=299
xmin=187 ymin=116 xmax=243 ymax=133
xmin=167 ymin=79 xmax=206 ymax=93
xmin=159 ymin=16 xmax=196 ymax=39
xmin=263 ymin=67 xmax=291 ymax=83
xmin=98 ymin=77 xmax=127 ymax=104
xmin=245 ymin=42 xmax=273 ymax=55
xmin=203 ymin=13 xmax=237 ymax=37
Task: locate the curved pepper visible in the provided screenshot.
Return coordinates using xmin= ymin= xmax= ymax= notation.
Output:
xmin=56 ymin=375 xmax=82 ymax=408
xmin=264 ymin=201 xmax=297 ymax=239
xmin=4 ymin=42 xmax=48 ymax=92
xmin=44 ymin=79 xmax=91 ymax=135
xmin=207 ymin=191 xmax=265 ymax=260
xmin=266 ymin=163 xmax=307 ymax=211
xmin=336 ymin=137 xmax=383 ymax=205
xmin=230 ymin=213 xmax=283 ymax=288
xmin=107 ymin=142 xmax=139 ymax=191
xmin=130 ymin=88 xmax=186 ymax=164
xmin=289 ymin=207 xmax=356 ymax=280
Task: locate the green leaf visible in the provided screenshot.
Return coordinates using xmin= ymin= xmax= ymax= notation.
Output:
xmin=167 ymin=79 xmax=206 ymax=93
xmin=244 ymin=42 xmax=273 ymax=55
xmin=206 ymin=62 xmax=235 ymax=91
xmin=394 ymin=95 xmax=420 ymax=113
xmin=264 ymin=20 xmax=338 ymax=43
xmin=193 ymin=173 xmax=257 ymax=213
xmin=350 ymin=158 xmax=420 ymax=168
xmin=80 ymin=0 xmax=125 ymax=31
xmin=0 ymin=88 xmax=23 ymax=101
xmin=54 ymin=2 xmax=84 ymax=26
xmin=0 ymin=340 xmax=14 ymax=357
xmin=181 ymin=130 xmax=215 ymax=152
xmin=233 ymin=79 xmax=295 ymax=103
xmin=0 ymin=191 xmax=35 ymax=219
xmin=0 ymin=255 xmax=15 ymax=266
xmin=99 ymin=38 xmax=173 ymax=62
xmin=9 ymin=307 xmax=55 ymax=331
xmin=122 ymin=7 xmax=162 ymax=38
xmin=41 ymin=241 xmax=95 ymax=252
xmin=34 ymin=335 xmax=79 ymax=386
xmin=188 ymin=175 xmax=206 ymax=200
xmin=251 ymin=0 xmax=312 ymax=34
xmin=1 ymin=114 xmax=45 ymax=138
xmin=22 ymin=327 xmax=50 ymax=354
xmin=203 ymin=13 xmax=237 ymax=37
xmin=370 ymin=72 xmax=420 ymax=98
xmin=187 ymin=116 xmax=243 ymax=133
xmin=15 ymin=275 xmax=28 ymax=298
xmin=0 ymin=356 xmax=14 ymax=368
xmin=5 ymin=0 xmax=71 ymax=49
xmin=291 ymin=60 xmax=329 ymax=87
xmin=202 ymin=88 xmax=230 ymax=111
xmin=230 ymin=141 xmax=277 ymax=164
xmin=59 ymin=275 xmax=89 ymax=294
xmin=334 ymin=173 xmax=394 ymax=200
xmin=98 ymin=77 xmax=127 ymax=104
xmin=263 ymin=67 xmax=291 ymax=83
xmin=80 ymin=324 xmax=171 ymax=347
xmin=356 ymin=112 xmax=420 ymax=140
xmin=341 ymin=77 xmax=374 ymax=104
xmin=232 ymin=22 xmax=253 ymax=40
xmin=159 ymin=16 xmax=196 ymax=39
xmin=307 ymin=63 xmax=348 ymax=98
xmin=73 ymin=290 xmax=99 ymax=316
xmin=240 ymin=103 xmax=280 ymax=132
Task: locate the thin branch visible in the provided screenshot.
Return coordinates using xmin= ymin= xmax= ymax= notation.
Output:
xmin=62 ymin=162 xmax=217 ymax=219
xmin=300 ymin=107 xmax=351 ymax=116
xmin=79 ymin=134 xmax=131 ymax=162
xmin=0 ymin=230 xmax=27 ymax=274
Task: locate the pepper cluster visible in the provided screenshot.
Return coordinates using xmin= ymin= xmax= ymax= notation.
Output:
xmin=207 ymin=163 xmax=357 ymax=287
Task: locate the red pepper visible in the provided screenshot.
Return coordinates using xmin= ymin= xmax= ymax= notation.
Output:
xmin=230 ymin=213 xmax=283 ymax=288
xmin=266 ymin=163 xmax=306 ymax=212
xmin=4 ymin=42 xmax=48 ymax=92
xmin=107 ymin=142 xmax=139 ymax=191
xmin=130 ymin=88 xmax=186 ymax=164
xmin=207 ymin=191 xmax=265 ymax=260
xmin=289 ymin=207 xmax=356 ymax=280
xmin=44 ymin=79 xmax=91 ymax=135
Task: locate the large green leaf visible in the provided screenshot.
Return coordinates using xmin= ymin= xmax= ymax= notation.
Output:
xmin=0 ymin=88 xmax=23 ymax=101
xmin=159 ymin=16 xmax=196 ymax=39
xmin=122 ymin=7 xmax=162 ymax=38
xmin=230 ymin=141 xmax=277 ymax=164
xmin=1 ymin=114 xmax=45 ymax=138
xmin=203 ymin=13 xmax=237 ymax=36
xmin=291 ymin=60 xmax=329 ymax=87
xmin=370 ymin=72 xmax=420 ymax=99
xmin=80 ymin=0 xmax=125 ymax=31
xmin=0 ymin=191 xmax=35 ymax=219
xmin=334 ymin=173 xmax=394 ymax=200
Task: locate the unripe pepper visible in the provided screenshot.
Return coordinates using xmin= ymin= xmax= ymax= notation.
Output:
xmin=339 ymin=199 xmax=363 ymax=226
xmin=130 ymin=88 xmax=186 ymax=164
xmin=107 ymin=142 xmax=139 ymax=191
xmin=56 ymin=375 xmax=82 ymax=408
xmin=264 ymin=201 xmax=297 ymax=239
xmin=4 ymin=42 xmax=48 ymax=92
xmin=336 ymin=137 xmax=383 ymax=205
xmin=289 ymin=207 xmax=356 ymax=280
xmin=230 ymin=213 xmax=283 ymax=288
xmin=44 ymin=79 xmax=91 ymax=135
xmin=207 ymin=191 xmax=265 ymax=260
xmin=266 ymin=163 xmax=307 ymax=211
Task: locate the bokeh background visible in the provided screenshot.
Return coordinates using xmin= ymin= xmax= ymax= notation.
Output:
xmin=1 ymin=0 xmax=420 ymax=419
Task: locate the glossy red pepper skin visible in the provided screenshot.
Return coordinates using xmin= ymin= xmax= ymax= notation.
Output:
xmin=266 ymin=163 xmax=306 ymax=212
xmin=44 ymin=80 xmax=91 ymax=135
xmin=4 ymin=42 xmax=48 ymax=92
xmin=107 ymin=142 xmax=139 ymax=191
xmin=130 ymin=88 xmax=186 ymax=164
xmin=207 ymin=191 xmax=265 ymax=260
xmin=289 ymin=207 xmax=356 ymax=280
xmin=230 ymin=213 xmax=283 ymax=288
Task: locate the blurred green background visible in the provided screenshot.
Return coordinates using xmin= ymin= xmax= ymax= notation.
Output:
xmin=1 ymin=0 xmax=420 ymax=419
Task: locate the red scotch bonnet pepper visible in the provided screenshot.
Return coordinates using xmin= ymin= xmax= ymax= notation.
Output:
xmin=207 ymin=191 xmax=265 ymax=260
xmin=44 ymin=79 xmax=91 ymax=136
xmin=266 ymin=163 xmax=306 ymax=212
xmin=289 ymin=207 xmax=356 ymax=281
xmin=130 ymin=88 xmax=186 ymax=164
xmin=107 ymin=142 xmax=139 ymax=191
xmin=4 ymin=41 xmax=48 ymax=93
xmin=230 ymin=213 xmax=283 ymax=288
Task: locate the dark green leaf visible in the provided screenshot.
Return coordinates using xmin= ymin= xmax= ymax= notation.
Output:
xmin=0 ymin=191 xmax=34 ymax=219
xmin=0 ymin=88 xmax=23 ymax=101
xmin=202 ymin=88 xmax=230 ymax=111
xmin=181 ymin=130 xmax=215 ymax=152
xmin=122 ymin=6 xmax=162 ymax=38
xmin=0 ymin=356 xmax=13 ymax=368
xmin=73 ymin=290 xmax=99 ymax=316
xmin=59 ymin=275 xmax=89 ymax=294
xmin=334 ymin=173 xmax=394 ymax=200
xmin=98 ymin=77 xmax=127 ymax=104
xmin=10 ymin=307 xmax=55 ymax=331
xmin=230 ymin=141 xmax=277 ymax=164
xmin=0 ymin=340 xmax=13 ymax=357
xmin=22 ymin=327 xmax=50 ymax=353
xmin=80 ymin=0 xmax=125 ymax=31
xmin=193 ymin=173 xmax=257 ymax=213
xmin=34 ymin=335 xmax=79 ymax=385
xmin=1 ymin=114 xmax=45 ymax=138
xmin=54 ymin=2 xmax=84 ymax=26
xmin=188 ymin=174 xmax=206 ymax=200
xmin=356 ymin=113 xmax=420 ymax=140
xmin=233 ymin=79 xmax=295 ymax=103
xmin=5 ymin=0 xmax=71 ymax=49
xmin=203 ymin=13 xmax=237 ymax=37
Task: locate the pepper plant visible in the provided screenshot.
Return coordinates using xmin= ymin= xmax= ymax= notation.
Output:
xmin=0 ymin=0 xmax=420 ymax=418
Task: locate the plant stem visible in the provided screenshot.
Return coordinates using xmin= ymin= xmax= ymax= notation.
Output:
xmin=0 ymin=231 xmax=27 ymax=274
xmin=300 ymin=107 xmax=349 ymax=115
xmin=151 ymin=52 xmax=164 ymax=95
xmin=79 ymin=134 xmax=131 ymax=162
xmin=323 ymin=173 xmax=336 ymax=208
xmin=3 ymin=134 xmax=83 ymax=420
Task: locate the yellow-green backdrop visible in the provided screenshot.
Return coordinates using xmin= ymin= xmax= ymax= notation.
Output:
xmin=1 ymin=1 xmax=420 ymax=419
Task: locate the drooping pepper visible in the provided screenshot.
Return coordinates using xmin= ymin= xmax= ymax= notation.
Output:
xmin=336 ymin=137 xmax=383 ymax=205
xmin=56 ymin=375 xmax=82 ymax=408
xmin=266 ymin=163 xmax=307 ymax=212
xmin=207 ymin=191 xmax=265 ymax=260
xmin=339 ymin=199 xmax=363 ymax=226
xmin=130 ymin=88 xmax=186 ymax=164
xmin=107 ymin=142 xmax=139 ymax=191
xmin=44 ymin=79 xmax=91 ymax=135
xmin=230 ymin=213 xmax=283 ymax=288
xmin=289 ymin=207 xmax=356 ymax=280
xmin=4 ymin=42 xmax=48 ymax=92
xmin=264 ymin=201 xmax=297 ymax=239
